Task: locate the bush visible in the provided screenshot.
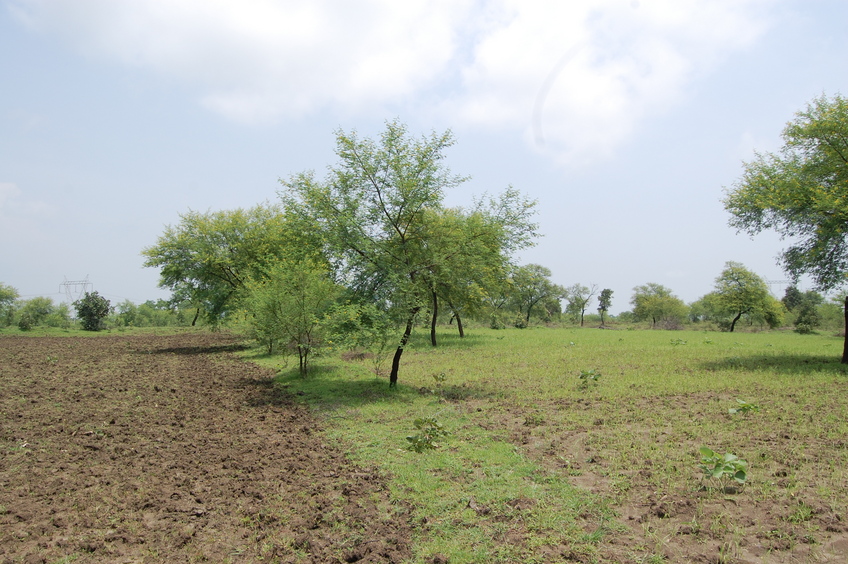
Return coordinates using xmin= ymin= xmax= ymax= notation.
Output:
xmin=74 ymin=292 xmax=112 ymax=331
xmin=17 ymin=313 xmax=34 ymax=331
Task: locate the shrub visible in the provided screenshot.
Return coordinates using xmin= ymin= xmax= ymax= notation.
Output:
xmin=74 ymin=292 xmax=112 ymax=331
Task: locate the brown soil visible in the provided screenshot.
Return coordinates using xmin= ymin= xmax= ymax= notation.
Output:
xmin=0 ymin=332 xmax=411 ymax=564
xmin=496 ymin=395 xmax=848 ymax=563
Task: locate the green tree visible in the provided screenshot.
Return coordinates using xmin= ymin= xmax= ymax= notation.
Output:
xmin=0 ymin=283 xmax=19 ymax=327
xmin=74 ymin=292 xmax=111 ymax=331
xmin=712 ymin=262 xmax=780 ymax=332
xmin=782 ymin=286 xmax=804 ymax=312
xmin=423 ymin=194 xmax=536 ymax=344
xmin=241 ymin=260 xmax=339 ymax=374
xmin=630 ymin=283 xmax=688 ymax=328
xmin=143 ymin=204 xmax=318 ymax=325
xmin=564 ymin=283 xmax=597 ymax=326
xmin=598 ymin=288 xmax=613 ymax=326
xmin=282 ymin=120 xmax=536 ymax=385
xmin=16 ymin=296 xmax=58 ymax=330
xmin=511 ymin=264 xmax=565 ymax=325
xmin=784 ymin=289 xmax=824 ymax=333
xmin=724 ymin=94 xmax=848 ymax=360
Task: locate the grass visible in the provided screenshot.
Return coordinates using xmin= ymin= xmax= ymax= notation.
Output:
xmin=244 ymin=326 xmax=848 ymax=562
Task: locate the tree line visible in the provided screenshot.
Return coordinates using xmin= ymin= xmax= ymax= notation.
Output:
xmin=7 ymin=93 xmax=848 ymax=368
xmin=0 ymin=287 xmax=198 ymax=331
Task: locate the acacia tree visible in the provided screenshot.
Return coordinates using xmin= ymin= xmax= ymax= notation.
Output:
xmin=142 ymin=204 xmax=318 ymax=324
xmin=598 ymin=288 xmax=613 ymax=326
xmin=564 ymin=283 xmax=597 ymax=326
xmin=423 ymin=192 xmax=537 ymax=344
xmin=724 ymin=94 xmax=848 ymax=361
xmin=241 ymin=260 xmax=339 ymax=374
xmin=630 ymin=283 xmax=687 ymax=327
xmin=282 ymin=122 xmax=461 ymax=387
xmin=711 ymin=262 xmax=783 ymax=332
xmin=511 ymin=264 xmax=565 ymax=324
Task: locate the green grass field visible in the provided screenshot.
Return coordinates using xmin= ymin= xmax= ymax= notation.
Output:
xmin=248 ymin=327 xmax=848 ymax=563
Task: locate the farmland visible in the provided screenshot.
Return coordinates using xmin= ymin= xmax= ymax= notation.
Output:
xmin=3 ymin=327 xmax=848 ymax=562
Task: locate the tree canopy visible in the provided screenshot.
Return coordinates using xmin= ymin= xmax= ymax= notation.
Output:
xmin=142 ymin=204 xmax=320 ymax=325
xmin=724 ymin=93 xmax=848 ymax=359
xmin=281 ymin=120 xmax=537 ymax=385
xmin=630 ymin=283 xmax=687 ymax=328
xmin=710 ymin=262 xmax=784 ymax=332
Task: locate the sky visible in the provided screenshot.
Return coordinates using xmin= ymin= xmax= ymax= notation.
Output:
xmin=2 ymin=0 xmax=847 ymax=314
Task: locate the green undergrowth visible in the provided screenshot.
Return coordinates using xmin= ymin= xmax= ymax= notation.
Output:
xmin=245 ymin=327 xmax=848 ymax=563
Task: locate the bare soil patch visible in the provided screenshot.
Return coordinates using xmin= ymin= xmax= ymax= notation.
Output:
xmin=0 ymin=332 xmax=411 ymax=563
xmin=492 ymin=394 xmax=848 ymax=563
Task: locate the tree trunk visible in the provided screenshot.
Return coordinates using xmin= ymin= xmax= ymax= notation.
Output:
xmin=191 ymin=307 xmax=200 ymax=326
xmin=455 ymin=312 xmax=465 ymax=338
xmin=390 ymin=307 xmax=420 ymax=387
xmin=729 ymin=311 xmax=743 ymax=332
xmin=430 ymin=291 xmax=438 ymax=347
xmin=842 ymin=295 xmax=848 ymax=364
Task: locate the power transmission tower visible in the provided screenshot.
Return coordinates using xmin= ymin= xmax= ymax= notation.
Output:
xmin=60 ymin=276 xmax=93 ymax=306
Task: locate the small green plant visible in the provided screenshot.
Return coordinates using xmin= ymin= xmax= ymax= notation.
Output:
xmin=786 ymin=501 xmax=814 ymax=524
xmin=698 ymin=447 xmax=747 ymax=489
xmin=406 ymin=417 xmax=450 ymax=452
xmin=577 ymin=369 xmax=601 ymax=389
xmin=670 ymin=338 xmax=688 ymax=346
xmin=728 ymin=398 xmax=760 ymax=416
xmin=432 ymin=372 xmax=446 ymax=392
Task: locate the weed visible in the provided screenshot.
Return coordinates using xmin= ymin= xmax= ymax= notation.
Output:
xmin=728 ymin=398 xmax=760 ymax=416
xmin=698 ymin=447 xmax=747 ymax=490
xmin=670 ymin=339 xmax=687 ymax=346
xmin=577 ymin=369 xmax=601 ymax=390
xmin=786 ymin=501 xmax=814 ymax=524
xmin=406 ymin=417 xmax=450 ymax=452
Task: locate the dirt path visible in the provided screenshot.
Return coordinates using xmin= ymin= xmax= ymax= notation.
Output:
xmin=0 ymin=332 xmax=411 ymax=563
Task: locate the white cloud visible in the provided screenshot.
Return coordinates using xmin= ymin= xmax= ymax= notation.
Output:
xmin=8 ymin=0 xmax=771 ymax=162
xmin=452 ymin=0 xmax=771 ymax=165
xmin=8 ymin=0 xmax=474 ymax=122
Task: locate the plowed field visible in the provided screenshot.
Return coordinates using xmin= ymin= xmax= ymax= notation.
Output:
xmin=0 ymin=332 xmax=411 ymax=563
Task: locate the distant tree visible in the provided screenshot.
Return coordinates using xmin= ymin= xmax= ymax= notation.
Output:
xmin=115 ymin=300 xmax=138 ymax=327
xmin=142 ymin=204 xmax=319 ymax=325
xmin=511 ymin=264 xmax=566 ymax=325
xmin=564 ymin=283 xmax=597 ymax=326
xmin=712 ymin=262 xmax=782 ymax=332
xmin=630 ymin=283 xmax=687 ymax=328
xmin=724 ymin=94 xmax=848 ymax=361
xmin=0 ymin=283 xmax=19 ymax=327
xmin=597 ymin=289 xmax=613 ymax=326
xmin=688 ymin=293 xmax=721 ymax=324
xmin=786 ymin=289 xmax=824 ymax=334
xmin=782 ymin=286 xmax=804 ymax=311
xmin=16 ymin=296 xmax=58 ymax=330
xmin=74 ymin=292 xmax=111 ymax=331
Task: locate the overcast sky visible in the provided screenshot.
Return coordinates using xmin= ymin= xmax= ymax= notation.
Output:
xmin=2 ymin=0 xmax=846 ymax=314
